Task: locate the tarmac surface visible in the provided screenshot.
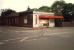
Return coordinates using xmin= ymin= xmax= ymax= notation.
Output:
xmin=0 ymin=27 xmax=74 ymax=50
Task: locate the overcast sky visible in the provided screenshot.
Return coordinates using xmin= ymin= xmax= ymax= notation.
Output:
xmin=0 ymin=0 xmax=74 ymax=12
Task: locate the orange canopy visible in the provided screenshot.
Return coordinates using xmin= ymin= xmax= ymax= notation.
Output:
xmin=39 ymin=15 xmax=64 ymax=19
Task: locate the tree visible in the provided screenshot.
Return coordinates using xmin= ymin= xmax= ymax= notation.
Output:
xmin=38 ymin=6 xmax=50 ymax=12
xmin=62 ymin=3 xmax=74 ymax=21
xmin=51 ymin=0 xmax=65 ymax=16
xmin=1 ymin=9 xmax=16 ymax=17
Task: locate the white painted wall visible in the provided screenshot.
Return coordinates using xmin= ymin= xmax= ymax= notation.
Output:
xmin=33 ymin=11 xmax=55 ymax=28
xmin=33 ymin=13 xmax=39 ymax=27
xmin=49 ymin=19 xmax=55 ymax=27
xmin=33 ymin=11 xmax=54 ymax=16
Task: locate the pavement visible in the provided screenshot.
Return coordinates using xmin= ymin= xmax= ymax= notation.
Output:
xmin=0 ymin=27 xmax=74 ymax=50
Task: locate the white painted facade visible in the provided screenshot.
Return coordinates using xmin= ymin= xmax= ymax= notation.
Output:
xmin=33 ymin=11 xmax=55 ymax=28
xmin=48 ymin=19 xmax=55 ymax=27
xmin=33 ymin=13 xmax=39 ymax=27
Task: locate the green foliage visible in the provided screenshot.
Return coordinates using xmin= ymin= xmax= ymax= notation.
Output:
xmin=38 ymin=6 xmax=50 ymax=12
xmin=51 ymin=0 xmax=65 ymax=16
xmin=1 ymin=9 xmax=16 ymax=17
xmin=62 ymin=3 xmax=74 ymax=21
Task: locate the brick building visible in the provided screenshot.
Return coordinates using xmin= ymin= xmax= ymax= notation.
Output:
xmin=0 ymin=9 xmax=64 ymax=28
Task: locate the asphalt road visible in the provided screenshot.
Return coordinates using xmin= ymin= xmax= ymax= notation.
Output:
xmin=0 ymin=27 xmax=74 ymax=50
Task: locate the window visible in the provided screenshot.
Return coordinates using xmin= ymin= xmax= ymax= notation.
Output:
xmin=24 ymin=19 xmax=27 ymax=24
xmin=35 ymin=15 xmax=37 ymax=24
xmin=24 ymin=16 xmax=27 ymax=24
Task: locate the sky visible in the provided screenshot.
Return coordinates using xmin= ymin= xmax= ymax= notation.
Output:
xmin=0 ymin=0 xmax=74 ymax=12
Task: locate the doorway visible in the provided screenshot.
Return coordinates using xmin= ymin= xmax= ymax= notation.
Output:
xmin=39 ymin=19 xmax=49 ymax=27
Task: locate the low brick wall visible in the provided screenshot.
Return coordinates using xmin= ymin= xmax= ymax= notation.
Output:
xmin=62 ymin=22 xmax=74 ymax=27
